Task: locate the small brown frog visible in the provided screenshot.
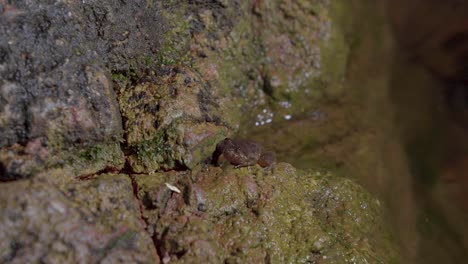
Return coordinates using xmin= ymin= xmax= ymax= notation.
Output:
xmin=213 ymin=138 xmax=276 ymax=168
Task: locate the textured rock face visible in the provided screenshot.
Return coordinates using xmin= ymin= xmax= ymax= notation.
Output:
xmin=134 ymin=164 xmax=399 ymax=263
xmin=0 ymin=0 xmax=399 ymax=263
xmin=0 ymin=173 xmax=158 ymax=263
xmin=0 ymin=166 xmax=399 ymax=263
xmin=118 ymin=67 xmax=229 ymax=172
xmin=0 ymin=0 xmax=165 ymax=179
xmin=0 ymin=0 xmax=351 ymax=179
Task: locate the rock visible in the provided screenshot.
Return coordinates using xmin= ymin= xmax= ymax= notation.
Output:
xmin=0 ymin=0 xmax=167 ymax=179
xmin=118 ymin=68 xmax=229 ymax=173
xmin=0 ymin=173 xmax=158 ymax=263
xmin=133 ymin=164 xmax=400 ymax=263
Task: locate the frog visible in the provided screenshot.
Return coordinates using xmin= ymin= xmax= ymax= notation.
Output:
xmin=213 ymin=138 xmax=276 ymax=168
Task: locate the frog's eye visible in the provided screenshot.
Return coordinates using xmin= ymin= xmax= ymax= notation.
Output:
xmin=197 ymin=203 xmax=206 ymax=212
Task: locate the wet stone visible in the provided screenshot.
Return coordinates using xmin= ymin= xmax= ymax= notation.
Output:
xmin=0 ymin=174 xmax=159 ymax=263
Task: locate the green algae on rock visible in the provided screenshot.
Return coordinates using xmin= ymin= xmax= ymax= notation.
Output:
xmin=134 ymin=163 xmax=399 ymax=263
xmin=117 ymin=68 xmax=230 ymax=173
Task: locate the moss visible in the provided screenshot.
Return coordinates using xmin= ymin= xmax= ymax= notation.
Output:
xmin=111 ymin=73 xmax=129 ymax=83
xmin=136 ymin=163 xmax=399 ymax=263
xmin=156 ymin=2 xmax=192 ymax=68
xmin=258 ymin=165 xmax=399 ymax=263
xmin=129 ymin=120 xmax=180 ymax=172
xmin=199 ymin=163 xmax=399 ymax=262
xmin=57 ymin=142 xmax=125 ymax=176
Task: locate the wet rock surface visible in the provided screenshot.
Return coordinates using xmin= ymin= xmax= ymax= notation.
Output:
xmin=134 ymin=164 xmax=399 ymax=263
xmin=0 ymin=173 xmax=158 ymax=263
xmin=0 ymin=166 xmax=399 ymax=263
xmin=118 ymin=67 xmax=229 ymax=173
xmin=0 ymin=0 xmax=165 ymax=179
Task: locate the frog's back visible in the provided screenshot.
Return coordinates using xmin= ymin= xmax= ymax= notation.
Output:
xmin=224 ymin=139 xmax=262 ymax=166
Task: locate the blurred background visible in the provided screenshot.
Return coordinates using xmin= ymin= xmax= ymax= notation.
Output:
xmin=244 ymin=0 xmax=468 ymax=262
xmin=389 ymin=0 xmax=468 ymax=262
